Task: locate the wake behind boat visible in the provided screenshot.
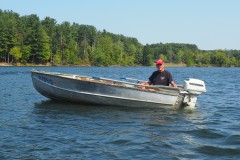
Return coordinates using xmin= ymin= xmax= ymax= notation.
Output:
xmin=31 ymin=70 xmax=206 ymax=109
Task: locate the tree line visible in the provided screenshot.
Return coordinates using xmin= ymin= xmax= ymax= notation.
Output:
xmin=0 ymin=10 xmax=240 ymax=67
xmin=142 ymin=43 xmax=240 ymax=67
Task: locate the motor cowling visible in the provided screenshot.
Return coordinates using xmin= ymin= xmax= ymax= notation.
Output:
xmin=183 ymin=78 xmax=206 ymax=107
xmin=184 ymin=78 xmax=206 ymax=95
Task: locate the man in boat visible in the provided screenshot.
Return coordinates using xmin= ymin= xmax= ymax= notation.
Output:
xmin=142 ymin=59 xmax=177 ymax=88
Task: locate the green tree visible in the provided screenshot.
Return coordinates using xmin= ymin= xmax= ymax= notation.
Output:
xmin=142 ymin=44 xmax=154 ymax=66
xmin=80 ymin=38 xmax=90 ymax=62
xmin=166 ymin=50 xmax=174 ymax=63
xmin=35 ymin=28 xmax=51 ymax=63
xmin=175 ymin=50 xmax=184 ymax=63
xmin=94 ymin=35 xmax=113 ymax=66
xmin=134 ymin=47 xmax=143 ymax=65
xmin=41 ymin=17 xmax=57 ymax=62
xmin=182 ymin=51 xmax=194 ymax=66
xmin=201 ymin=52 xmax=211 ymax=65
xmin=9 ymin=46 xmax=22 ymax=63
xmin=112 ymin=41 xmax=124 ymax=65
xmin=229 ymin=57 xmax=237 ymax=66
xmin=55 ymin=22 xmax=73 ymax=64
xmin=158 ymin=54 xmax=166 ymax=61
xmin=211 ymin=50 xmax=229 ymax=67
xmin=20 ymin=14 xmax=51 ymax=63
xmin=0 ymin=11 xmax=19 ymax=63
xmin=20 ymin=45 xmax=31 ymax=64
xmin=93 ymin=48 xmax=105 ymax=66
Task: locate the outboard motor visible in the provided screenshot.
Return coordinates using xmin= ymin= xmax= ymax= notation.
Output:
xmin=183 ymin=78 xmax=206 ymax=107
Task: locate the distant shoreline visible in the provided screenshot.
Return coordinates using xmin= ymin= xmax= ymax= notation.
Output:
xmin=0 ymin=62 xmax=188 ymax=67
xmin=0 ymin=62 xmax=238 ymax=67
xmin=0 ymin=62 xmax=52 ymax=67
xmin=0 ymin=62 xmax=13 ymax=66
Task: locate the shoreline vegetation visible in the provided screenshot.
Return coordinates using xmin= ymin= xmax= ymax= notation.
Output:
xmin=0 ymin=62 xmax=184 ymax=66
xmin=0 ymin=62 xmax=188 ymax=67
xmin=1 ymin=10 xmax=240 ymax=67
xmin=2 ymin=62 xmax=218 ymax=68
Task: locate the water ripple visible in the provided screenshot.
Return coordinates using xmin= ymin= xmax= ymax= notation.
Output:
xmin=225 ymin=135 xmax=240 ymax=145
xmin=190 ymin=128 xmax=225 ymax=139
xmin=197 ymin=145 xmax=240 ymax=156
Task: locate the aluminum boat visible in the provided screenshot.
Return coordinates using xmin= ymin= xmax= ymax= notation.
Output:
xmin=31 ymin=70 xmax=206 ymax=109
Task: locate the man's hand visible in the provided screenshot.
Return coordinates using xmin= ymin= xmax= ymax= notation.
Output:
xmin=137 ymin=82 xmax=149 ymax=89
xmin=171 ymin=81 xmax=178 ymax=88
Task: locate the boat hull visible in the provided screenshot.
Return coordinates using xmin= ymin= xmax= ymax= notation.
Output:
xmin=31 ymin=70 xmax=185 ymax=109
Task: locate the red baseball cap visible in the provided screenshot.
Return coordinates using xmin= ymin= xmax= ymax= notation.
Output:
xmin=154 ymin=59 xmax=164 ymax=65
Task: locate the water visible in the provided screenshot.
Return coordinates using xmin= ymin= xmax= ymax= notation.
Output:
xmin=0 ymin=66 xmax=240 ymax=159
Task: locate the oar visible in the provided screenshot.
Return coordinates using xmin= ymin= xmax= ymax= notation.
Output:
xmin=92 ymin=76 xmax=138 ymax=85
xmin=120 ymin=77 xmax=147 ymax=83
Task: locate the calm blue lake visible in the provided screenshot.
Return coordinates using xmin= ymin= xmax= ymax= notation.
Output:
xmin=0 ymin=66 xmax=240 ymax=159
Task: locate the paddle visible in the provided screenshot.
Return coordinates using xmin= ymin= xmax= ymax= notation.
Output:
xmin=120 ymin=77 xmax=147 ymax=83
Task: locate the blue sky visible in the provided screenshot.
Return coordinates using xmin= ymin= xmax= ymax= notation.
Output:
xmin=1 ymin=0 xmax=240 ymax=50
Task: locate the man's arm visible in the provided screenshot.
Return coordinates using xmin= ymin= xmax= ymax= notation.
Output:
xmin=170 ymin=81 xmax=177 ymax=87
xmin=147 ymin=81 xmax=152 ymax=85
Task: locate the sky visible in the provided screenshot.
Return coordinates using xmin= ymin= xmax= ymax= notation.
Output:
xmin=1 ymin=0 xmax=240 ymax=50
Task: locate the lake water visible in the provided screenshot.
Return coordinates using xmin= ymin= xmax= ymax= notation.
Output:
xmin=0 ymin=66 xmax=240 ymax=159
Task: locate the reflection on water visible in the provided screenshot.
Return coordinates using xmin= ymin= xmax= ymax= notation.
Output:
xmin=33 ymin=99 xmax=207 ymax=137
xmin=33 ymin=99 xmax=192 ymax=134
xmin=33 ymin=100 xmax=178 ymax=125
xmin=34 ymin=99 xmax=159 ymax=114
xmin=33 ymin=100 xmax=205 ymax=159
